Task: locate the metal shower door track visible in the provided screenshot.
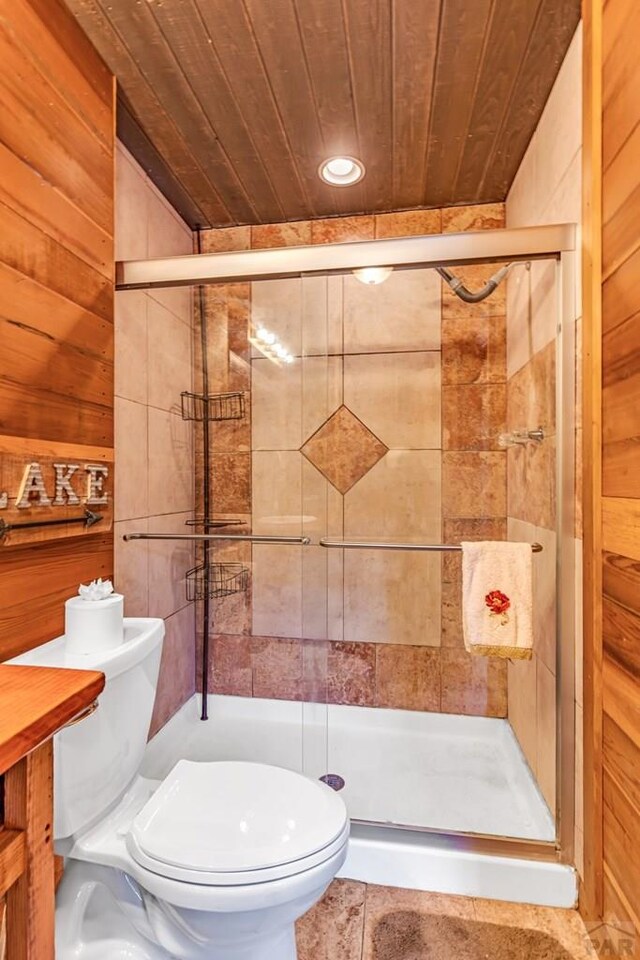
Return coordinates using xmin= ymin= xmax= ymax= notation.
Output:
xmin=116 ymin=222 xmax=576 ymax=289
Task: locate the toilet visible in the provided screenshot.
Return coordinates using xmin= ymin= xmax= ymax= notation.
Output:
xmin=10 ymin=618 xmax=349 ymax=959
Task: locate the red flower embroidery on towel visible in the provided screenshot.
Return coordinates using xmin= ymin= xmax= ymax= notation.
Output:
xmin=485 ymin=590 xmax=511 ymax=625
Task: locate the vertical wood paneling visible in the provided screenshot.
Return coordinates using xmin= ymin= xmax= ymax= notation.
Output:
xmin=0 ymin=0 xmax=115 ymax=660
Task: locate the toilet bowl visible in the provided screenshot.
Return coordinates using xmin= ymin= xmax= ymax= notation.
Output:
xmin=10 ymin=618 xmax=349 ymax=959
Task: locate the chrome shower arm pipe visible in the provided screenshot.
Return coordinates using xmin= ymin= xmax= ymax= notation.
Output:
xmin=436 ymin=263 xmax=515 ymax=303
xmin=122 ymin=533 xmax=311 ymax=545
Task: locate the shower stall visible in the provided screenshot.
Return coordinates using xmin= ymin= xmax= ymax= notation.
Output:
xmin=120 ymin=221 xmax=577 ymax=902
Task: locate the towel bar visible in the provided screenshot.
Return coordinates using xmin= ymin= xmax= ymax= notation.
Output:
xmin=122 ymin=533 xmax=311 ymax=544
xmin=318 ymin=539 xmax=543 ymax=553
xmin=122 ymin=534 xmax=542 ymax=552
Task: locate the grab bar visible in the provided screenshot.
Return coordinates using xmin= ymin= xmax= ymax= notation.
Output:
xmin=122 ymin=533 xmax=311 ymax=544
xmin=318 ymin=538 xmax=543 ymax=553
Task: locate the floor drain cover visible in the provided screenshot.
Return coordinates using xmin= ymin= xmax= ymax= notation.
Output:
xmin=320 ymin=773 xmax=345 ymax=791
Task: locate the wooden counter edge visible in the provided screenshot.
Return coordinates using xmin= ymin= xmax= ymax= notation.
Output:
xmin=0 ymin=665 xmax=105 ymax=775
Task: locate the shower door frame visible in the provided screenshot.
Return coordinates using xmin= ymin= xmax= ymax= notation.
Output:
xmin=117 ymin=223 xmax=578 ymax=868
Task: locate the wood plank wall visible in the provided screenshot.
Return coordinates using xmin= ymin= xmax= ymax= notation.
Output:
xmin=584 ymin=0 xmax=640 ymax=948
xmin=0 ymin=0 xmax=115 ymax=661
xmin=581 ymin=0 xmax=603 ymax=929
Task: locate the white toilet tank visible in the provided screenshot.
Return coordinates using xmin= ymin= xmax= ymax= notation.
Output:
xmin=8 ymin=618 xmax=164 ymax=841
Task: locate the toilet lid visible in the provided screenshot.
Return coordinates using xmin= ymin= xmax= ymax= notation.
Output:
xmin=127 ymin=760 xmax=348 ymax=884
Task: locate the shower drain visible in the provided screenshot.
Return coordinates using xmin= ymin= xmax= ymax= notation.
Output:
xmin=319 ymin=773 xmax=345 ymax=791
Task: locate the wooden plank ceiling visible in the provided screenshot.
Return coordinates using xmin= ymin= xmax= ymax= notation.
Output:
xmin=65 ymin=0 xmax=580 ymax=228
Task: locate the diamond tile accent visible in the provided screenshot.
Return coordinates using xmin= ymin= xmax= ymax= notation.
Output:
xmin=301 ymin=405 xmax=388 ymax=494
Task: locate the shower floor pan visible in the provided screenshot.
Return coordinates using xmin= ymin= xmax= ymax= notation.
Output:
xmin=142 ymin=695 xmax=575 ymax=907
xmin=143 ymin=694 xmax=554 ymax=840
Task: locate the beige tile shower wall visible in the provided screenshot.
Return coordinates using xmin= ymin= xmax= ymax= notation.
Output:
xmin=440 ymin=205 xmax=509 ymax=719
xmin=113 ymin=143 xmax=195 ymax=737
xmin=250 ymin=268 xmax=443 ymax=648
xmin=505 ymin=25 xmax=583 ymax=861
xmin=196 ymin=206 xmax=509 ymax=717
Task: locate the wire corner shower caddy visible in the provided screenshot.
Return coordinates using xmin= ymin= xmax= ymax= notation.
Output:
xmin=181 ymin=389 xmax=246 ymax=422
xmin=186 ymin=561 xmax=250 ymax=601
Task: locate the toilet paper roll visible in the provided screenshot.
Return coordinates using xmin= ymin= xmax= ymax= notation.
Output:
xmin=64 ymin=593 xmax=124 ymax=655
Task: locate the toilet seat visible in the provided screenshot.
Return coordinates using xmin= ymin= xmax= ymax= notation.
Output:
xmin=126 ymin=760 xmax=349 ymax=886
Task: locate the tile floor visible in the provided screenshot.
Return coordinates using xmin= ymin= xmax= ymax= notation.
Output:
xmin=296 ymin=881 xmax=596 ymax=960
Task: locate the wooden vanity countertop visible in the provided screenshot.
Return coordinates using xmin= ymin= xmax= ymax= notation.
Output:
xmin=0 ymin=664 xmax=104 ymax=775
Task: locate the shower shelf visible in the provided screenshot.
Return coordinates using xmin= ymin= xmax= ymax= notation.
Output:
xmin=181 ymin=390 xmax=246 ymax=422
xmin=186 ymin=561 xmax=250 ymax=601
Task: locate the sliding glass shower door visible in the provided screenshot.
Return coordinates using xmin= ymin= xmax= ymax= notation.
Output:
xmin=292 ymin=258 xmax=564 ymax=843
xmin=194 ymin=247 xmax=571 ymax=846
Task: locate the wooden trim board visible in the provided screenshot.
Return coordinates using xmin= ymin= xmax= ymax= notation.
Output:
xmin=580 ymin=0 xmax=604 ymax=924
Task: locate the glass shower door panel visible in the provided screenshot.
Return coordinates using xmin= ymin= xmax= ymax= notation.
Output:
xmin=320 ymin=259 xmax=560 ymax=842
xmin=249 ymin=274 xmax=330 ymax=782
xmin=504 ymin=257 xmax=559 ymax=836
xmin=317 ymin=267 xmax=444 ymax=825
xmin=298 ymin=274 xmax=343 ymax=782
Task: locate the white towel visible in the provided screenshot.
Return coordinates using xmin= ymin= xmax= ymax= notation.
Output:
xmin=461 ymin=541 xmax=533 ymax=659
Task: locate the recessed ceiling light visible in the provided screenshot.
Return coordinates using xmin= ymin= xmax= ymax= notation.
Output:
xmin=318 ymin=155 xmax=365 ymax=186
xmin=352 ymin=267 xmax=393 ymax=286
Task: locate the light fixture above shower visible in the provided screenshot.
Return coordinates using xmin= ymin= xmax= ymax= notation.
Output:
xmin=352 ymin=266 xmax=393 ymax=285
xmin=318 ymin=155 xmax=365 ymax=186
xmin=250 ymin=325 xmax=295 ymax=365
